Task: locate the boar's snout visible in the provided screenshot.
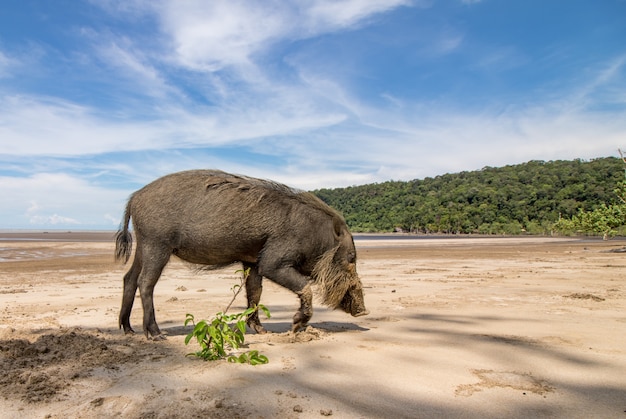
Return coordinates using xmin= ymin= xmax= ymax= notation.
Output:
xmin=352 ymin=307 xmax=369 ymax=317
xmin=340 ymin=285 xmax=369 ymax=317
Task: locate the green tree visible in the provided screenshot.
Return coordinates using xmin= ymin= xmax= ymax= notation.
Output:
xmin=553 ymin=152 xmax=626 ymax=238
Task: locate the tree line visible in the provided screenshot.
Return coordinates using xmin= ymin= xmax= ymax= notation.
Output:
xmin=313 ymin=157 xmax=625 ymax=235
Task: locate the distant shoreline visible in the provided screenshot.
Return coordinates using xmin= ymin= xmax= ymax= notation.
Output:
xmin=0 ymin=230 xmax=598 ymax=244
xmin=0 ymin=231 xmax=116 ymax=242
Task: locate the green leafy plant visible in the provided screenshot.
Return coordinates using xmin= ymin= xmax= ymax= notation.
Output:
xmin=184 ymin=269 xmax=270 ymax=364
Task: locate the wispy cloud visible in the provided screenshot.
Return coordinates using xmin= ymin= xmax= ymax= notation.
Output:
xmin=570 ymin=54 xmax=626 ymax=111
xmin=473 ymin=46 xmax=529 ymax=72
xmin=0 ymin=50 xmax=18 ymax=78
xmin=1 ymin=52 xmax=624 ymax=188
xmin=149 ymin=0 xmax=411 ymax=71
xmin=94 ymin=39 xmax=177 ymax=100
xmin=303 ymin=0 xmax=412 ymax=31
xmin=0 ymin=96 xmax=170 ymax=155
xmin=1 ymin=1 xmax=411 ymax=159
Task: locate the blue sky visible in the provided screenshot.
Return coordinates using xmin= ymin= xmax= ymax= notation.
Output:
xmin=1 ymin=0 xmax=625 ymax=230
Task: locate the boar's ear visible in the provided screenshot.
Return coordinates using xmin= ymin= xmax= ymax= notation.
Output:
xmin=333 ymin=217 xmax=344 ymax=238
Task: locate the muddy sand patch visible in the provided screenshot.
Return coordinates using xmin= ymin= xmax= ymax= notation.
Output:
xmin=0 ymin=328 xmax=167 ymax=403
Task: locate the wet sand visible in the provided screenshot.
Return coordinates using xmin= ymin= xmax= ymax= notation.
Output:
xmin=1 ymin=234 xmax=625 ymax=418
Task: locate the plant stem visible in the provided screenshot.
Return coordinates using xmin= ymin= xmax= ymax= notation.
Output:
xmin=223 ymin=268 xmax=249 ymax=314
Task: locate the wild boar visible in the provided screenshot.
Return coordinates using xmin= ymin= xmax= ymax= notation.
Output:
xmin=115 ymin=170 xmax=368 ymax=339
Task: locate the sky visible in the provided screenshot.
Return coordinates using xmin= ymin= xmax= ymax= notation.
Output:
xmin=1 ymin=0 xmax=625 ymax=230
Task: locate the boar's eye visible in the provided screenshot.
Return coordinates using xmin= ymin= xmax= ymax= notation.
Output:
xmin=347 ymin=251 xmax=356 ymax=264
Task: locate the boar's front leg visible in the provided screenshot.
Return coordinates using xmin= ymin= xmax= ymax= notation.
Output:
xmin=258 ymin=259 xmax=312 ymax=333
xmin=293 ymin=283 xmax=313 ymax=333
xmin=243 ymin=262 xmax=267 ymax=334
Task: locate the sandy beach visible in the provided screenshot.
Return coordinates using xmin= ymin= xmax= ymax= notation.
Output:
xmin=1 ymin=233 xmax=625 ymax=418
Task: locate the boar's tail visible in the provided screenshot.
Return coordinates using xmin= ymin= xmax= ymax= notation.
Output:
xmin=115 ymin=200 xmax=133 ymax=264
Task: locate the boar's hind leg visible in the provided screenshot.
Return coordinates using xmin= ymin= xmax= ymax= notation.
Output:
xmin=119 ymin=255 xmax=142 ymax=335
xmin=243 ymin=262 xmax=267 ymax=334
xmin=258 ymin=262 xmax=312 ymax=333
xmin=137 ymin=244 xmax=171 ymax=339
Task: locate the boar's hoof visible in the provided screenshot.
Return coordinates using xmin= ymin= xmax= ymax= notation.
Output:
xmin=148 ymin=333 xmax=167 ymax=341
xmin=292 ymin=311 xmax=311 ymax=333
xmin=291 ymin=322 xmax=308 ymax=333
xmin=251 ymin=323 xmax=269 ymax=334
xmin=247 ymin=317 xmax=269 ymax=334
xmin=122 ymin=327 xmax=136 ymax=335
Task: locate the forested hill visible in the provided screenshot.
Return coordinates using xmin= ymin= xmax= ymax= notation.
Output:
xmin=313 ymin=157 xmax=624 ymax=234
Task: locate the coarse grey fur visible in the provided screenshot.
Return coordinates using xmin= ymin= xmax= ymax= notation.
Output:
xmin=115 ymin=170 xmax=368 ymax=338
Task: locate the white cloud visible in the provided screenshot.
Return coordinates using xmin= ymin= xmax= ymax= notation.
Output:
xmin=104 ymin=213 xmax=121 ymax=226
xmin=95 ymin=39 xmax=178 ymax=100
xmin=567 ymin=54 xmax=626 ymax=111
xmin=437 ymin=34 xmax=463 ymax=53
xmin=149 ymin=0 xmax=410 ymax=71
xmin=0 ymin=95 xmax=172 ymax=155
xmin=0 ymin=173 xmax=130 ymax=229
xmin=26 ymin=201 xmax=40 ymax=215
xmin=474 ymin=46 xmax=529 ymax=73
xmin=158 ymin=1 xmax=286 ymax=70
xmin=303 ymin=0 xmax=412 ymax=31
xmin=0 ymin=50 xmax=18 ymax=78
xmin=0 ymin=89 xmax=349 ymax=157
xmin=29 ymin=214 xmax=81 ymax=226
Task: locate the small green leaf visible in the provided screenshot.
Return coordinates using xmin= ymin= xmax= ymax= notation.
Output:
xmin=241 ymin=307 xmax=255 ymax=317
xmin=258 ymin=304 xmax=271 ymax=319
